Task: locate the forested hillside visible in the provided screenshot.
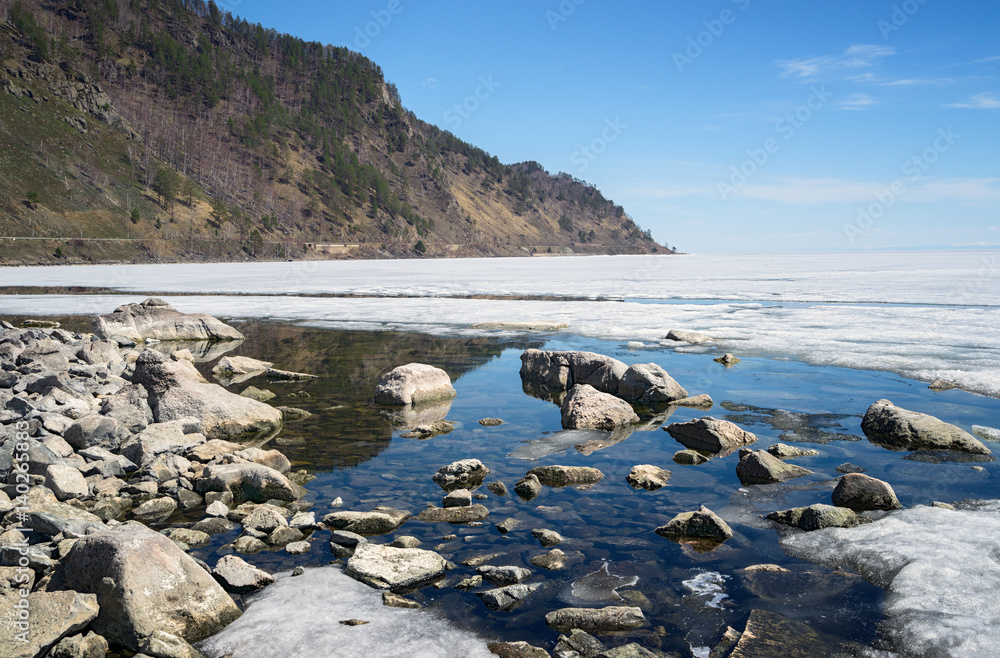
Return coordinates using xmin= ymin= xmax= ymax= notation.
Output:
xmin=0 ymin=0 xmax=669 ymax=263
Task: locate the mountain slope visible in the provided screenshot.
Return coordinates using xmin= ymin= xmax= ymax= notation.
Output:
xmin=0 ymin=0 xmax=669 ymax=264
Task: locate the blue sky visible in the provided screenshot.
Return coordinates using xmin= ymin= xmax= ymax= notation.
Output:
xmin=226 ymin=0 xmax=999 ymax=254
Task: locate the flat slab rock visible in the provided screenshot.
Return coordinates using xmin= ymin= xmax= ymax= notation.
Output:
xmin=544 ymin=605 xmax=645 ymax=634
xmin=323 ymin=507 xmax=411 ymax=536
xmin=527 ymin=465 xmax=604 ymax=487
xmin=417 ymin=504 xmax=489 ymax=524
xmin=345 ymin=543 xmax=447 ymax=591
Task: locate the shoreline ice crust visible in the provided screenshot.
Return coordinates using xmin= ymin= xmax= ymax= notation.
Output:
xmin=197 ymin=567 xmax=493 ymax=658
xmin=781 ymin=502 xmax=1000 ymax=657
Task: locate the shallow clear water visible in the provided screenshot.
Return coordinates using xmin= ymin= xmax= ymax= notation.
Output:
xmin=155 ymin=321 xmax=1000 ymax=655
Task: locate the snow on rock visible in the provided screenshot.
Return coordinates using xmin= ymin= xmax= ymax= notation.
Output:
xmin=781 ymin=501 xmax=1000 ymax=657
xmin=197 ymin=567 xmax=493 ymax=658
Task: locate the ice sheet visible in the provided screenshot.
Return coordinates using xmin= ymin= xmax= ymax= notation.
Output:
xmin=1 ymin=251 xmax=998 ymax=397
xmin=197 ymin=567 xmax=492 ymax=658
xmin=2 ymin=290 xmax=999 ymax=398
xmin=0 ymin=251 xmax=996 ymax=305
xmin=781 ymin=502 xmax=1000 ymax=657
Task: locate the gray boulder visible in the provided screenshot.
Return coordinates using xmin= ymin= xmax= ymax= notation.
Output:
xmin=44 ymin=464 xmax=90 ymax=501
xmin=767 ymin=443 xmax=820 ymax=459
xmin=93 ymin=298 xmax=244 ymax=344
xmin=519 ymin=349 xmax=629 ymax=396
xmin=545 ymin=606 xmax=645 ymax=633
xmin=416 ymin=504 xmax=489 ymax=524
xmin=323 ymin=507 xmax=411 ymax=536
xmin=617 ymin=363 xmax=688 ymax=403
xmin=345 ymin=543 xmax=446 ymax=591
xmin=664 ymin=329 xmax=713 ymax=344
xmin=476 ymin=565 xmax=532 ymax=587
xmin=831 ymin=473 xmax=902 ymax=511
xmin=665 ymin=417 xmax=757 ymax=456
xmin=526 ymin=465 xmax=604 ymax=487
xmin=212 ymin=356 xmax=273 ymax=381
xmin=131 ymin=350 xmax=281 ymax=440
xmin=99 ymin=384 xmax=154 ymax=438
xmin=766 ymin=504 xmax=860 ymax=531
xmin=64 ymin=414 xmax=121 ymax=451
xmin=560 ymin=384 xmax=639 ymax=430
xmin=0 ymin=590 xmax=99 ymax=658
xmin=58 ymin=523 xmax=241 ymax=651
xmin=513 ymin=474 xmax=542 ymax=501
xmin=196 ymin=463 xmax=304 ymax=505
xmin=478 ymin=583 xmax=541 ymax=612
xmin=47 ymin=631 xmax=110 ymax=658
xmin=736 ymin=449 xmax=813 ymax=485
xmin=861 ymin=399 xmax=990 ymax=454
xmin=120 ymin=420 xmax=206 ymax=468
xmin=212 ymin=555 xmax=275 ymax=594
xmin=139 ymin=629 xmax=206 ymax=658
xmin=373 ymin=363 xmax=456 ymax=406
xmin=432 ymin=459 xmax=490 ymax=492
xmin=655 ymin=505 xmax=733 ymax=542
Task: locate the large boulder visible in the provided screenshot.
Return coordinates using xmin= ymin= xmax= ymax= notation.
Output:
xmin=93 ymin=298 xmax=244 ymax=344
xmin=98 ymin=384 xmax=154 ymax=439
xmin=373 ymin=364 xmax=456 ymax=406
xmin=119 ymin=419 xmax=206 ymax=467
xmin=736 ymin=450 xmax=813 ymax=485
xmin=212 ymin=555 xmax=275 ymax=594
xmin=64 ymin=414 xmax=121 ymax=451
xmin=831 ymin=473 xmax=902 ymax=512
xmin=861 ymin=399 xmax=990 ymax=454
xmin=665 ymin=417 xmax=757 ymax=456
xmin=560 ymin=384 xmax=639 ymax=431
xmin=345 ymin=543 xmax=447 ymax=591
xmin=626 ymin=464 xmax=671 ymax=491
xmin=519 ymin=350 xmax=629 ymax=396
xmin=212 ymin=356 xmax=273 ymax=382
xmin=43 ymin=464 xmax=89 ymax=501
xmin=132 ymin=350 xmax=282 ymax=440
xmin=58 ymin=523 xmax=240 ymax=651
xmin=617 ymin=363 xmax=688 ymax=403
xmin=196 ymin=463 xmax=304 ymax=504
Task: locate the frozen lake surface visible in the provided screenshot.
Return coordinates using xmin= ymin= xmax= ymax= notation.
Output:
xmin=2 ymin=251 xmax=998 ymax=397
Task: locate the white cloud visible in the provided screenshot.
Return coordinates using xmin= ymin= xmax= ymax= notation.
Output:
xmin=421 ymin=78 xmax=437 ymax=88
xmin=777 ymin=45 xmax=895 ymax=80
xmin=731 ymin=177 xmax=1000 ymax=205
xmin=879 ymin=77 xmax=955 ymax=87
xmin=837 ymin=93 xmax=878 ymax=111
xmin=946 ymin=92 xmax=1000 ymax=109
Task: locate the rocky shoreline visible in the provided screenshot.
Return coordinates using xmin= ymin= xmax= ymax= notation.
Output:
xmin=0 ymin=301 xmax=995 ymax=657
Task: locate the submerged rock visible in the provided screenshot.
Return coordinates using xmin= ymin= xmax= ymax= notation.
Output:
xmin=345 ymin=543 xmax=446 ymax=591
xmin=766 ymin=443 xmax=819 ymax=459
xmin=514 ymin=474 xmax=542 ymax=501
xmin=714 ymin=353 xmax=740 ymax=367
xmin=486 ymin=640 xmax=550 ymax=658
xmin=544 ymin=606 xmax=645 ymax=634
xmin=727 ymin=609 xmax=830 ymax=657
xmin=625 ymin=464 xmax=671 ymax=491
xmin=655 ymin=505 xmax=733 ymax=542
xmin=477 ymin=565 xmax=532 ymax=587
xmin=665 ymin=417 xmax=757 ymax=456
xmin=373 ymin=363 xmax=456 ymax=406
xmin=532 ymin=528 xmax=564 ymax=547
xmin=560 ymin=384 xmax=639 ymax=430
xmin=861 ymin=399 xmax=990 ymax=455
xmin=526 ymin=465 xmax=604 ymax=487
xmin=673 ymin=449 xmax=710 ymax=465
xmin=736 ymin=449 xmax=813 ymax=485
xmin=831 ymin=473 xmax=902 ymax=512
